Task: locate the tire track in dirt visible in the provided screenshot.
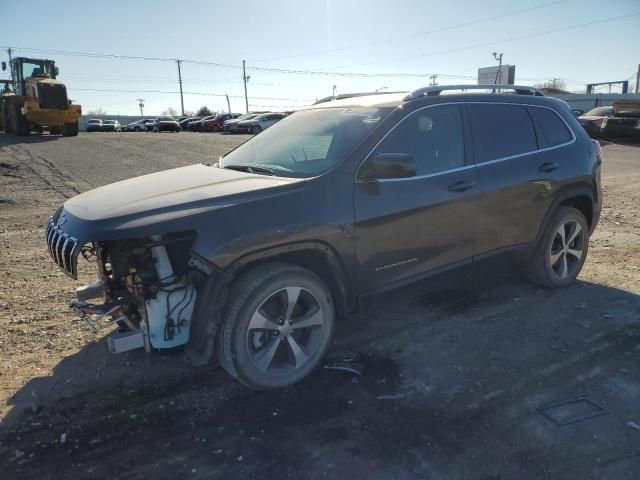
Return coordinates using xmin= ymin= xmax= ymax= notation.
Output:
xmin=2 ymin=144 xmax=83 ymax=204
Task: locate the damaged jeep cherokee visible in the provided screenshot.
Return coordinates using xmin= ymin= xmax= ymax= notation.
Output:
xmin=46 ymin=85 xmax=602 ymax=390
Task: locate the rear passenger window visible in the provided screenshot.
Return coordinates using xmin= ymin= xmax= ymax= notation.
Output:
xmin=468 ymin=104 xmax=537 ymax=163
xmin=376 ymin=104 xmax=465 ymax=175
xmin=529 ymin=107 xmax=573 ymax=147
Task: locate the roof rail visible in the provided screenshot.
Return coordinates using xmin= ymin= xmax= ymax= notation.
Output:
xmin=313 ymin=91 xmax=403 ymax=105
xmin=404 ymin=84 xmax=544 ymax=101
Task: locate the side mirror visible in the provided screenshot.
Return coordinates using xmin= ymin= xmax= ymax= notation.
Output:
xmin=360 ymin=153 xmax=417 ymax=180
xmin=1 ymin=62 xmax=6 ymax=71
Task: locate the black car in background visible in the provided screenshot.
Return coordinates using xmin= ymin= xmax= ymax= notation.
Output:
xmin=187 ymin=115 xmax=214 ymax=131
xmin=600 ymin=100 xmax=640 ymax=141
xmin=46 ymin=85 xmax=602 ymax=390
xmin=179 ymin=116 xmax=201 ymax=130
xmin=152 ymin=116 xmax=181 ymax=132
xmin=577 ymin=106 xmax=614 ymax=138
xmin=86 ymin=119 xmax=103 ymax=132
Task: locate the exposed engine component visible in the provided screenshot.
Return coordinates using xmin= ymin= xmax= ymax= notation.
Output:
xmin=68 ymin=233 xmax=198 ymax=354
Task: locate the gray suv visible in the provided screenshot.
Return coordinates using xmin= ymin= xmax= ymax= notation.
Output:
xmin=46 ymin=85 xmax=602 ymax=390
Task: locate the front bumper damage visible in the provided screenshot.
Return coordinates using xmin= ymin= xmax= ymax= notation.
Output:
xmin=46 ymin=218 xmax=201 ymax=354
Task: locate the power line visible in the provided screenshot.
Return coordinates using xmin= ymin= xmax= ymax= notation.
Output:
xmin=252 ymin=0 xmax=568 ymax=63
xmin=70 ymin=87 xmax=313 ymax=102
xmin=5 ymin=11 xmax=636 ymax=81
xmin=302 ymin=12 xmax=640 ymax=71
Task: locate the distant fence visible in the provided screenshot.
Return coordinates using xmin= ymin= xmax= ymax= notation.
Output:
xmin=548 ymin=93 xmax=640 ymax=112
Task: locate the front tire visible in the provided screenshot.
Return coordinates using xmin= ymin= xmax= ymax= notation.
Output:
xmin=62 ymin=121 xmax=79 ymax=137
xmin=218 ymin=263 xmax=334 ymax=390
xmin=252 ymin=125 xmax=262 ymax=134
xmin=526 ymin=206 xmax=589 ymax=288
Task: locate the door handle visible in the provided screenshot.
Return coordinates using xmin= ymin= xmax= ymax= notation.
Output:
xmin=447 ymin=180 xmax=476 ymax=192
xmin=538 ymin=162 xmax=559 ymax=172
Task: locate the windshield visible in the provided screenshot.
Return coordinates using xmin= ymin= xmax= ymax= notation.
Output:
xmin=236 ymin=113 xmax=258 ymax=121
xmin=586 ymin=107 xmax=613 ymax=116
xmin=221 ymin=106 xmax=393 ymax=178
xmin=104 ymin=120 xmax=116 ymax=124
xmin=159 ymin=116 xmax=175 ymax=121
xmin=21 ymin=60 xmax=54 ymax=78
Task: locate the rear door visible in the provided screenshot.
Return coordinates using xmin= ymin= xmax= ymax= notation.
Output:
xmin=354 ymin=103 xmax=480 ymax=293
xmin=468 ymin=103 xmax=573 ymax=256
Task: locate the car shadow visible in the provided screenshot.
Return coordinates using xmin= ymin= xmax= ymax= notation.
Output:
xmin=2 ymin=262 xmax=639 ymax=478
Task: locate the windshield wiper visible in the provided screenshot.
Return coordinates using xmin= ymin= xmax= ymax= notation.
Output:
xmin=223 ymin=164 xmax=275 ymax=176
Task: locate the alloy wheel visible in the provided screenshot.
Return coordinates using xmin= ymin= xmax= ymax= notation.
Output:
xmin=246 ymin=286 xmax=325 ymax=375
xmin=549 ymin=219 xmax=584 ymax=280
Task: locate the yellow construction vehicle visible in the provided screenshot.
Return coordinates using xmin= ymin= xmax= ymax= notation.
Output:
xmin=0 ymin=57 xmax=81 ymax=136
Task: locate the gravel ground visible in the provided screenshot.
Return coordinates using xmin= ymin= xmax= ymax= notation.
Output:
xmin=0 ymin=132 xmax=639 ymax=479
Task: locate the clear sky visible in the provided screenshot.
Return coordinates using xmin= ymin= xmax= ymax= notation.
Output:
xmin=2 ymin=0 xmax=639 ymax=115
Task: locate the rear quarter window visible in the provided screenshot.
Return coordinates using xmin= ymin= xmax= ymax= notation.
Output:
xmin=529 ymin=107 xmax=573 ymax=147
xmin=468 ymin=104 xmax=537 ymax=163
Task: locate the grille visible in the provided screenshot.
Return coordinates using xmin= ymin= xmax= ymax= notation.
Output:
xmin=46 ymin=218 xmax=80 ymax=278
xmin=38 ymin=83 xmax=69 ymax=109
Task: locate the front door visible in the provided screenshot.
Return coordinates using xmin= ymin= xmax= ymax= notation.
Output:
xmin=354 ymin=104 xmax=481 ymax=294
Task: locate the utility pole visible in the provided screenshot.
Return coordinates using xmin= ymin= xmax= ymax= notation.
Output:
xmin=636 ymin=64 xmax=640 ymax=94
xmin=137 ymin=98 xmax=145 ymax=117
xmin=176 ymin=60 xmax=185 ymax=116
xmin=225 ymin=94 xmax=231 ymax=114
xmin=242 ymin=60 xmax=250 ymax=114
xmin=493 ymin=52 xmax=503 ymax=84
xmin=332 ymin=85 xmax=337 ymax=98
xmin=429 ymin=74 xmax=438 ymax=86
xmin=6 ymin=48 xmax=12 ymax=81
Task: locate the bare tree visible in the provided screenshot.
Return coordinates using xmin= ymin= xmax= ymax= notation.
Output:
xmin=534 ymin=78 xmax=567 ymax=91
xmin=86 ymin=107 xmax=107 ymax=116
xmin=161 ymin=107 xmax=178 ymax=116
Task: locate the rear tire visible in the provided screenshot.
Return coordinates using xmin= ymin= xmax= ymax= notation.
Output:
xmin=12 ymin=105 xmax=30 ymax=136
xmin=252 ymin=125 xmax=262 ymax=134
xmin=62 ymin=121 xmax=79 ymax=137
xmin=2 ymin=103 xmax=13 ymax=133
xmin=526 ymin=206 xmax=589 ymax=288
xmin=218 ymin=263 xmax=335 ymax=390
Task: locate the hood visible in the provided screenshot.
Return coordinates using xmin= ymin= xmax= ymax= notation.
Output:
xmin=60 ymin=164 xmax=302 ymax=240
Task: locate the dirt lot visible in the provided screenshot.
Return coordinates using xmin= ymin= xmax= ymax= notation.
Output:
xmin=0 ymin=132 xmax=639 ymax=479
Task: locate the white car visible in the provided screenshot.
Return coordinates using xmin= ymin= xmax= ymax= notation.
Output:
xmin=237 ymin=113 xmax=287 ymax=134
xmin=123 ymin=119 xmax=150 ymax=132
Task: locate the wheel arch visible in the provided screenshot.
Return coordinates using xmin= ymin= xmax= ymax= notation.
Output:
xmin=534 ymin=182 xmax=596 ymax=247
xmin=225 ymin=241 xmax=356 ymax=318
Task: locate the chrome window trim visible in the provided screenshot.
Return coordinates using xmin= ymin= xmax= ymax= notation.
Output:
xmin=355 ymin=101 xmax=576 ymax=183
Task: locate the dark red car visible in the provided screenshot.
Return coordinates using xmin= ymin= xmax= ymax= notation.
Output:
xmin=201 ymin=113 xmax=240 ymax=132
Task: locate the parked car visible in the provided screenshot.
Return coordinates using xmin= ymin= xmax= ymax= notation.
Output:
xmin=101 ymin=120 xmax=122 ymax=132
xmin=152 ymin=116 xmax=181 ymax=132
xmin=223 ymin=112 xmax=265 ymax=133
xmin=187 ymin=115 xmax=214 ymax=132
xmin=179 ymin=116 xmax=201 ymax=130
xmin=45 ymin=85 xmax=602 ymax=390
xmin=600 ymin=100 xmax=640 ymax=141
xmin=238 ymin=112 xmax=287 ymax=134
xmin=201 ymin=113 xmax=241 ymax=132
xmin=577 ymin=106 xmax=614 ymax=138
xmin=143 ymin=119 xmax=156 ymax=131
xmin=123 ymin=119 xmax=150 ymax=132
xmin=86 ymin=119 xmax=102 ymax=132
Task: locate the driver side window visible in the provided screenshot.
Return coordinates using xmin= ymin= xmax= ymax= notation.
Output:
xmin=376 ymin=104 xmax=465 ymax=176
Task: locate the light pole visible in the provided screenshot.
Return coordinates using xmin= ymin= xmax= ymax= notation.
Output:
xmin=332 ymin=85 xmax=337 ymax=98
xmin=492 ymin=52 xmax=503 ymax=84
xmin=137 ymin=98 xmax=145 ymax=117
